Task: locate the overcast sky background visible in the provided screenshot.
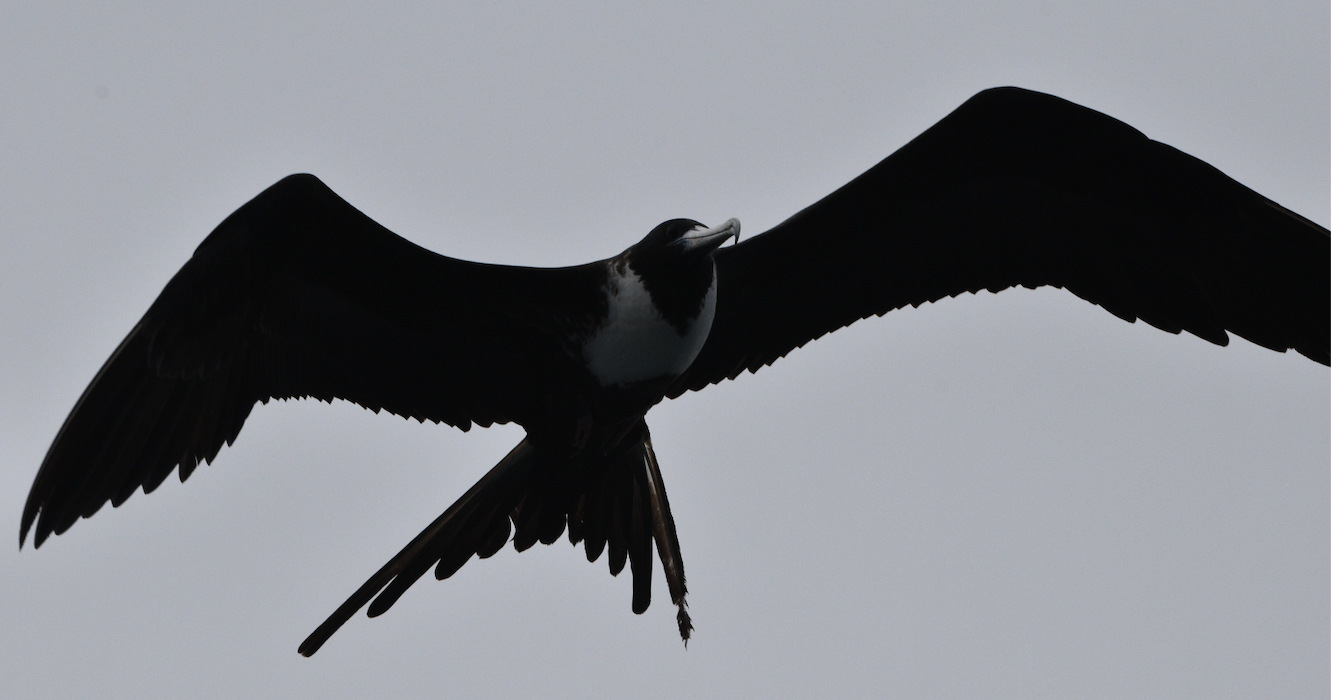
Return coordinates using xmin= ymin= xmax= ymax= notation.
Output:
xmin=1 ymin=2 xmax=1326 ymax=698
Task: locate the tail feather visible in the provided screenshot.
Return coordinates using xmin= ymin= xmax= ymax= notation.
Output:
xmin=475 ymin=514 xmax=511 ymax=559
xmin=628 ymin=479 xmax=653 ymax=614
xmin=297 ymin=440 xmax=536 ymax=657
xmin=606 ymin=490 xmax=630 ymax=576
xmin=297 ymin=422 xmax=692 ymax=657
xmin=642 ymin=436 xmax=691 ymax=643
xmin=510 ymin=493 xmax=543 ymax=552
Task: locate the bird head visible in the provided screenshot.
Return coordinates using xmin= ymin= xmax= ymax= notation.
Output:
xmin=636 ymin=218 xmax=741 ymax=261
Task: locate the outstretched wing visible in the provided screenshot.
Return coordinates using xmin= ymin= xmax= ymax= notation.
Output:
xmin=22 ymin=174 xmax=600 ymax=548
xmin=670 ymin=87 xmax=1329 ymax=398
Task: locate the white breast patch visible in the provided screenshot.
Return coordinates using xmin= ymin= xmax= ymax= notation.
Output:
xmin=581 ymin=266 xmax=716 ymax=387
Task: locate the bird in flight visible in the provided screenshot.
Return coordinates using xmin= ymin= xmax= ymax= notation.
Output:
xmin=20 ymin=87 xmax=1328 ymax=656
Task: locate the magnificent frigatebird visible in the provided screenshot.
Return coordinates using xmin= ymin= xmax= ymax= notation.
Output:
xmin=20 ymin=87 xmax=1329 ymax=656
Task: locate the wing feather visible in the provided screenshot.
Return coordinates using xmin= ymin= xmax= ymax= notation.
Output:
xmin=670 ymin=87 xmax=1329 ymax=398
xmin=22 ymin=174 xmax=597 ymax=548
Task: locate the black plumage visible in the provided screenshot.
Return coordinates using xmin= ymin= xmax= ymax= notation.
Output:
xmin=21 ymin=87 xmax=1329 ymax=656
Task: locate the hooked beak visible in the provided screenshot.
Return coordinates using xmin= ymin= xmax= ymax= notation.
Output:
xmin=676 ymin=218 xmax=740 ymax=254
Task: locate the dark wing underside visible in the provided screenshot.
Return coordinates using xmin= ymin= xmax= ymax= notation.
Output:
xmin=670 ymin=87 xmax=1330 ymax=397
xmin=22 ymin=174 xmax=601 ymax=548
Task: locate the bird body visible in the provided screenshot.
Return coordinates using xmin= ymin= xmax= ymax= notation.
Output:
xmin=20 ymin=87 xmax=1329 ymax=656
xmin=581 ymin=253 xmax=719 ymax=389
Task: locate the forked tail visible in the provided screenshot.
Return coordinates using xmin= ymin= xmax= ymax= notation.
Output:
xmin=298 ymin=424 xmax=689 ymax=656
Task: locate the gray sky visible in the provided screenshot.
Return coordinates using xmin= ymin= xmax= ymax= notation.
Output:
xmin=1 ymin=2 xmax=1326 ymax=698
